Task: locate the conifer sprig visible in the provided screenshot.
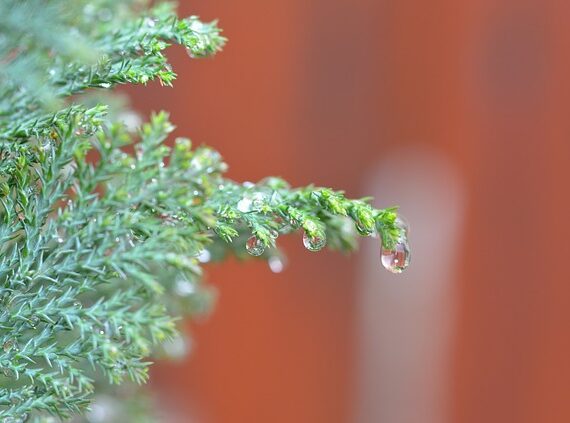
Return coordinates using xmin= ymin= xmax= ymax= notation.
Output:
xmin=0 ymin=1 xmax=409 ymax=421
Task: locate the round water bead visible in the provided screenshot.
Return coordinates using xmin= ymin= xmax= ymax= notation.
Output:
xmin=3 ymin=339 xmax=17 ymax=353
xmin=355 ymin=221 xmax=375 ymax=237
xmin=268 ymin=256 xmax=285 ymax=273
xmin=175 ymin=279 xmax=196 ymax=297
xmin=251 ymin=192 xmax=266 ymax=210
xmin=302 ymin=231 xmax=326 ymax=252
xmin=246 ymin=236 xmax=265 ymax=256
xmin=237 ymin=197 xmax=253 ymax=213
xmin=163 ymin=334 xmax=191 ymax=360
xmin=196 ymin=249 xmax=211 ymax=263
xmin=380 ymin=238 xmax=411 ymax=274
xmin=28 ymin=315 xmax=40 ymax=328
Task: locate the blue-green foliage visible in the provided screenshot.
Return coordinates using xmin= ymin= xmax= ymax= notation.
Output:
xmin=0 ymin=1 xmax=403 ymax=421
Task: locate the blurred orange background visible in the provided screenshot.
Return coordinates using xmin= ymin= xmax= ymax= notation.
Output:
xmin=128 ymin=0 xmax=570 ymax=422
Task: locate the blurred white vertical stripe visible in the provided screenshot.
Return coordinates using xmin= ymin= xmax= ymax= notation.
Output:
xmin=354 ymin=148 xmax=465 ymax=423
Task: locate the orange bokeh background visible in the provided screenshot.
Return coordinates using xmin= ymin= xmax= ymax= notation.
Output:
xmin=127 ymin=1 xmax=570 ymax=422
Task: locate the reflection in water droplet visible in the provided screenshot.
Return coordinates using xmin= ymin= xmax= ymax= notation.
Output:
xmin=380 ymin=237 xmax=411 ymax=274
xmin=302 ymin=231 xmax=326 ymax=252
xmin=246 ymin=236 xmax=265 ymax=256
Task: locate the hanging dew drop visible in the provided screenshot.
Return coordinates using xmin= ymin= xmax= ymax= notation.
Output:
xmin=268 ymin=256 xmax=285 ymax=273
xmin=197 ymin=249 xmax=211 ymax=263
xmin=163 ymin=334 xmax=190 ymax=360
xmin=395 ymin=215 xmax=410 ymax=235
xmin=302 ymin=231 xmax=326 ymax=252
xmin=246 ymin=236 xmax=265 ymax=256
xmin=380 ymin=238 xmax=411 ymax=274
xmin=355 ymin=221 xmax=375 ymax=237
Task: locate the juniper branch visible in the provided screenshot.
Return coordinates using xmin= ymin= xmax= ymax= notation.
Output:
xmin=0 ymin=1 xmax=409 ymax=421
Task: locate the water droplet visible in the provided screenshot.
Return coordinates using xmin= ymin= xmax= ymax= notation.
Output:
xmin=380 ymin=238 xmax=411 ymax=274
xmin=56 ymin=236 xmax=64 ymax=244
xmin=246 ymin=236 xmax=265 ymax=256
xmin=236 ymin=197 xmax=252 ymax=213
xmin=303 ymin=231 xmax=326 ymax=252
xmin=355 ymin=221 xmax=375 ymax=237
xmin=163 ymin=335 xmax=190 ymax=360
xmin=87 ymin=395 xmax=119 ymax=422
xmin=268 ymin=256 xmax=285 ymax=273
xmin=29 ymin=315 xmax=40 ymax=328
xmin=251 ymin=192 xmax=265 ymax=210
xmin=395 ymin=215 xmax=410 ymax=235
xmin=190 ymin=20 xmax=205 ymax=32
xmin=197 ymin=249 xmax=211 ymax=263
xmin=175 ymin=280 xmax=196 ymax=297
xmin=3 ymin=339 xmax=16 ymax=353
